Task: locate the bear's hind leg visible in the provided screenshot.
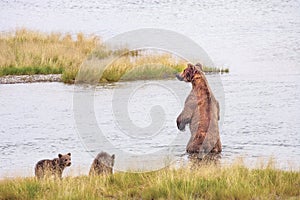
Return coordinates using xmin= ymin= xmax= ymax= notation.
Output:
xmin=186 ymin=132 xmax=206 ymax=153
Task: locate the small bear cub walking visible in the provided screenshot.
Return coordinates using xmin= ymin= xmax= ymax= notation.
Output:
xmin=89 ymin=151 xmax=115 ymax=176
xmin=35 ymin=153 xmax=71 ymax=179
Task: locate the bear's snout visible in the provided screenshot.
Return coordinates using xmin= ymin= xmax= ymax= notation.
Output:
xmin=67 ymin=162 xmax=71 ymax=166
xmin=176 ymin=73 xmax=184 ymax=81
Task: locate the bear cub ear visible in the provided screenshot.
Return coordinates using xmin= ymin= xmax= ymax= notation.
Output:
xmin=67 ymin=153 xmax=71 ymax=156
xmin=58 ymin=154 xmax=63 ymax=158
xmin=111 ymin=154 xmax=115 ymax=159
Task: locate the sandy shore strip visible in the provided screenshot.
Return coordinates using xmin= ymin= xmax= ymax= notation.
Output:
xmin=0 ymin=74 xmax=62 ymax=84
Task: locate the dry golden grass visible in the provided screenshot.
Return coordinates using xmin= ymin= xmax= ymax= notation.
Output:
xmin=0 ymin=160 xmax=299 ymax=200
xmin=0 ymin=29 xmax=229 ymax=83
xmin=0 ymin=29 xmax=98 ymax=80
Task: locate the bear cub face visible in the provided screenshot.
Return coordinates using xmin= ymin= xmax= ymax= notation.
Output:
xmin=58 ymin=153 xmax=72 ymax=167
xmin=89 ymin=152 xmax=115 ymax=176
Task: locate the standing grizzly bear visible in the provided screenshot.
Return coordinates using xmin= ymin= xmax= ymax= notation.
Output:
xmin=89 ymin=152 xmax=115 ymax=176
xmin=176 ymin=63 xmax=222 ymax=155
xmin=35 ymin=153 xmax=71 ymax=179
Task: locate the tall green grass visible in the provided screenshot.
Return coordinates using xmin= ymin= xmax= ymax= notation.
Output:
xmin=0 ymin=162 xmax=299 ymax=200
xmin=0 ymin=29 xmax=229 ymax=84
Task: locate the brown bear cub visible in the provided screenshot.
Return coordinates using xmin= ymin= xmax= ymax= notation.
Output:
xmin=35 ymin=153 xmax=71 ymax=179
xmin=89 ymin=152 xmax=115 ymax=176
xmin=176 ymin=63 xmax=222 ymax=155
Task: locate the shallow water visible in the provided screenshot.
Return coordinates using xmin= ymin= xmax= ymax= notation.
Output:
xmin=0 ymin=0 xmax=300 ymax=176
xmin=0 ymin=73 xmax=299 ymax=177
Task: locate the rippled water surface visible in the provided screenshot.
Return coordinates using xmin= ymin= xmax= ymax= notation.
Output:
xmin=0 ymin=0 xmax=300 ymax=176
xmin=1 ymin=0 xmax=300 ymax=74
xmin=1 ymin=74 xmax=299 ymax=177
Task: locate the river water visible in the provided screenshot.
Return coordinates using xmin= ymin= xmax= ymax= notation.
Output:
xmin=0 ymin=0 xmax=300 ymax=177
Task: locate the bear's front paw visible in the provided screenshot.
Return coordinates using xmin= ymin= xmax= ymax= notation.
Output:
xmin=177 ymin=121 xmax=186 ymax=131
xmin=186 ymin=146 xmax=199 ymax=154
xmin=176 ymin=116 xmax=186 ymax=131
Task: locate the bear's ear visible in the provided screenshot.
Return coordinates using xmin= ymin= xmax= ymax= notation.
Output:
xmin=58 ymin=154 xmax=62 ymax=158
xmin=187 ymin=63 xmax=195 ymax=69
xmin=195 ymin=63 xmax=203 ymax=72
xmin=67 ymin=153 xmax=71 ymax=156
xmin=111 ymin=154 xmax=115 ymax=159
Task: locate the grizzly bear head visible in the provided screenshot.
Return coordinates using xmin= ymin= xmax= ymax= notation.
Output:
xmin=95 ymin=152 xmax=115 ymax=169
xmin=176 ymin=63 xmax=203 ymax=82
xmin=58 ymin=153 xmax=72 ymax=167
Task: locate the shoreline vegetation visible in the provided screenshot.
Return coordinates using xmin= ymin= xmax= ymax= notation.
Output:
xmin=0 ymin=161 xmax=299 ymax=199
xmin=0 ymin=29 xmax=229 ymax=84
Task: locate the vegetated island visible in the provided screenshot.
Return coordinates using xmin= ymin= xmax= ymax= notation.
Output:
xmin=0 ymin=29 xmax=229 ymax=84
xmin=0 ymin=159 xmax=299 ymax=199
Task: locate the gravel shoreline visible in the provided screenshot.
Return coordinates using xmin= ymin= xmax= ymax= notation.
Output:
xmin=0 ymin=74 xmax=62 ymax=84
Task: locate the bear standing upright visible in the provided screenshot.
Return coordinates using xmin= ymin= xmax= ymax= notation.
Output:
xmin=176 ymin=63 xmax=222 ymax=155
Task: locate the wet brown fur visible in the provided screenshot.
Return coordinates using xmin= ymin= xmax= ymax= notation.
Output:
xmin=176 ymin=63 xmax=222 ymax=154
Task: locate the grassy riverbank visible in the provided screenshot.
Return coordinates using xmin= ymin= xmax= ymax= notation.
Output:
xmin=0 ymin=163 xmax=299 ymax=200
xmin=0 ymin=29 xmax=229 ymax=83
